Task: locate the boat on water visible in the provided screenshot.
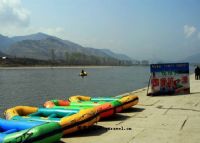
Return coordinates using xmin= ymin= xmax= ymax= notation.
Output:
xmin=4 ymin=106 xmax=100 ymax=135
xmin=79 ymin=69 xmax=88 ymax=77
xmin=79 ymin=72 xmax=87 ymax=77
xmin=0 ymin=118 xmax=62 ymax=143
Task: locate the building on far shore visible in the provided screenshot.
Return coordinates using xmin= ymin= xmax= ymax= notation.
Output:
xmin=1 ymin=56 xmax=7 ymax=60
xmin=141 ymin=60 xmax=149 ymax=65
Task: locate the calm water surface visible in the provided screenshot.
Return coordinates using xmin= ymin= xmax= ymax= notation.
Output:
xmin=0 ymin=66 xmax=149 ymax=116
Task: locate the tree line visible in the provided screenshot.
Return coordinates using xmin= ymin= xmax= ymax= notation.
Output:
xmin=0 ymin=52 xmax=133 ymax=66
xmin=63 ymin=52 xmax=132 ymax=66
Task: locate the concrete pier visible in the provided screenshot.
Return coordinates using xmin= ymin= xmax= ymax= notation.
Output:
xmin=61 ymin=74 xmax=200 ymax=143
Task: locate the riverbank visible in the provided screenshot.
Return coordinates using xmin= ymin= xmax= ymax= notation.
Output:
xmin=61 ymin=74 xmax=200 ymax=143
xmin=0 ymin=65 xmax=115 ymax=70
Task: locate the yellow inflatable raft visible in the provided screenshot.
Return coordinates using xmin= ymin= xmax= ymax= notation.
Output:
xmin=4 ymin=106 xmax=100 ymax=135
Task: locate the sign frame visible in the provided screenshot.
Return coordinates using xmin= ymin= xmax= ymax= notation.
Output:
xmin=150 ymin=63 xmax=190 ymax=96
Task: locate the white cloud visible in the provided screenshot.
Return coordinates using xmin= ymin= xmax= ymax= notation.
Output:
xmin=0 ymin=0 xmax=67 ymax=39
xmin=0 ymin=0 xmax=30 ymax=27
xmin=184 ymin=25 xmax=196 ymax=38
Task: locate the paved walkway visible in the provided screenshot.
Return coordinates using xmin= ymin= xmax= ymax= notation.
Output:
xmin=61 ymin=74 xmax=200 ymax=143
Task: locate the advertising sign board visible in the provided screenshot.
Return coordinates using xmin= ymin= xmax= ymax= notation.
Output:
xmin=150 ymin=63 xmax=190 ymax=95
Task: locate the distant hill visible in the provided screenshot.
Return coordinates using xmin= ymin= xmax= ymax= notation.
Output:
xmin=182 ymin=53 xmax=200 ymax=64
xmin=6 ymin=37 xmax=87 ymax=60
xmin=0 ymin=33 xmax=132 ymax=62
xmin=99 ymin=49 xmax=131 ymax=60
xmin=0 ymin=51 xmax=6 ymax=57
xmin=11 ymin=32 xmax=52 ymax=42
xmin=0 ymin=34 xmax=14 ymax=51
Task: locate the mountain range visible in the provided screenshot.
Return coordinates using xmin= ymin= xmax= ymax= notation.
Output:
xmin=0 ymin=33 xmax=131 ymax=61
xmin=1 ymin=33 xmax=198 ymax=64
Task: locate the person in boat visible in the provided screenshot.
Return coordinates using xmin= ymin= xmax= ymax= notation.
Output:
xmin=81 ymin=69 xmax=85 ymax=74
xmin=80 ymin=69 xmax=87 ymax=77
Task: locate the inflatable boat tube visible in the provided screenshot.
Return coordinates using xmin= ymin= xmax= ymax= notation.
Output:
xmin=60 ymin=108 xmax=100 ymax=134
xmin=0 ymin=118 xmax=62 ymax=143
xmin=4 ymin=106 xmax=79 ymax=122
xmin=44 ymin=100 xmax=70 ymax=108
xmin=69 ymin=95 xmax=91 ymax=102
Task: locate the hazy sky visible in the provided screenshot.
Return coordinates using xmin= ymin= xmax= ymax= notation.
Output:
xmin=0 ymin=0 xmax=200 ymax=61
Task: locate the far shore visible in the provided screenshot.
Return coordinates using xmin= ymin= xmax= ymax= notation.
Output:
xmin=0 ymin=65 xmax=149 ymax=70
xmin=0 ymin=66 xmax=115 ymax=70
